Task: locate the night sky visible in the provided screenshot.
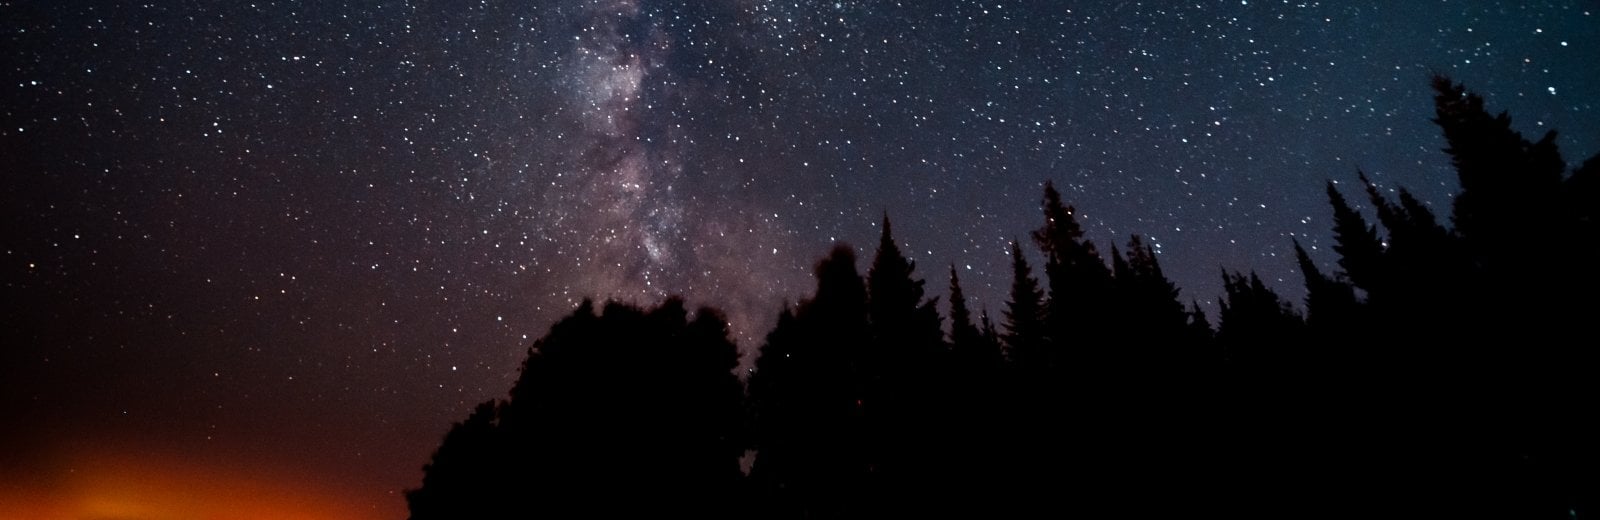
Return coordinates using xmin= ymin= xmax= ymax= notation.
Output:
xmin=3 ymin=1 xmax=1596 ymax=518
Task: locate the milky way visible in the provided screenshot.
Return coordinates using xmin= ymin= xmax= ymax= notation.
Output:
xmin=3 ymin=1 xmax=1596 ymax=517
xmin=507 ymin=0 xmax=802 ymax=338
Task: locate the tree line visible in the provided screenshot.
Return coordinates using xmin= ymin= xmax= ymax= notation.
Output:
xmin=405 ymin=76 xmax=1596 ymax=518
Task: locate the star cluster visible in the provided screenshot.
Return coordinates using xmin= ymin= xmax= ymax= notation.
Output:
xmin=3 ymin=1 xmax=1596 ymax=517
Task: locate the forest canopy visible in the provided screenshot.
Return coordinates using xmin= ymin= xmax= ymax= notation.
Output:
xmin=406 ymin=76 xmax=1596 ymax=519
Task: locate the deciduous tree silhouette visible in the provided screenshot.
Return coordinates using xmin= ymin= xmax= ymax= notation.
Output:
xmin=748 ymin=243 xmax=873 ymax=518
xmin=406 ymin=400 xmax=505 ymax=520
xmin=406 ymin=298 xmax=745 ymax=519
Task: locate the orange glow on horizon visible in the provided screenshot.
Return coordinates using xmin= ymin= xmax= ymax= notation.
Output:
xmin=0 ymin=443 xmax=396 ymax=520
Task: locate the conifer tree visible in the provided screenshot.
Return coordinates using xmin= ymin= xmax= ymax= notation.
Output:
xmin=1002 ymin=239 xmax=1048 ymax=369
xmin=979 ymin=307 xmax=1002 ymax=352
xmin=1327 ymin=181 xmax=1384 ymax=293
xmin=947 ymin=265 xmax=984 ymax=356
xmin=1121 ymin=235 xmax=1187 ymax=344
xmin=863 ymin=216 xmax=948 ymax=513
xmin=1432 ymin=74 xmax=1564 ymax=254
xmin=1216 ymin=270 xmax=1304 ymax=370
xmin=1292 ymin=239 xmax=1358 ymax=335
xmin=1032 ymin=181 xmax=1114 ymax=352
xmin=868 ymin=215 xmax=939 ymax=343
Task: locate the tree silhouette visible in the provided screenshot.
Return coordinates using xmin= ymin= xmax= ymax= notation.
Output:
xmin=1183 ymin=300 xmax=1215 ymax=357
xmin=1423 ymin=75 xmax=1594 ymax=519
xmin=978 ymin=308 xmax=1001 ymax=351
xmin=941 ymin=264 xmax=1010 ymax=515
xmin=1216 ymin=270 xmax=1303 ymax=370
xmin=866 ymin=216 xmax=942 ymax=349
xmin=862 ymin=215 xmax=947 ymax=514
xmin=1433 ymin=74 xmax=1565 ymax=258
xmin=747 ymin=243 xmax=874 ymax=518
xmin=1032 ymin=181 xmax=1115 ymax=367
xmin=406 ymin=400 xmax=505 ymax=520
xmin=407 ymin=298 xmax=745 ymax=519
xmin=1327 ymin=180 xmax=1385 ymax=294
xmin=1292 ymin=239 xmax=1359 ymax=341
xmin=404 ymin=76 xmax=1596 ymax=519
xmin=1001 ymin=239 xmax=1047 ymax=370
xmin=946 ymin=265 xmax=984 ymax=358
xmin=1112 ymin=235 xmax=1188 ymax=364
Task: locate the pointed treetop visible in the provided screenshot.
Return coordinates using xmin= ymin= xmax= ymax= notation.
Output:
xmin=948 ymin=264 xmax=981 ymax=348
xmin=868 ymin=214 xmax=925 ymax=325
xmin=1292 ymin=239 xmax=1327 ymax=287
xmin=1035 ymin=180 xmax=1088 ymax=261
xmin=1003 ymin=239 xmax=1047 ymax=353
xmin=1327 ymin=178 xmax=1385 ymax=291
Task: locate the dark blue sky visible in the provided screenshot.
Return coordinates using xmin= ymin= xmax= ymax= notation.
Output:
xmin=4 ymin=1 xmax=1596 ymax=516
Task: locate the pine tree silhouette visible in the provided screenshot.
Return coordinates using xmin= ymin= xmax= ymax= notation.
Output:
xmin=1217 ymin=270 xmax=1304 ymax=370
xmin=941 ymin=264 xmax=1011 ymax=515
xmin=1001 ymin=239 xmax=1047 ymax=370
xmin=1433 ymin=74 xmax=1564 ymax=259
xmin=863 ymin=215 xmax=947 ymax=515
xmin=402 ymin=75 xmax=1598 ymax=520
xmin=1292 ymin=239 xmax=1359 ymax=342
xmin=1032 ymin=181 xmax=1115 ymax=365
xmin=1183 ymin=300 xmax=1215 ymax=359
xmin=1114 ymin=235 xmax=1189 ymax=364
xmin=947 ymin=265 xmax=984 ymax=357
xmin=1327 ymin=180 xmax=1385 ymax=294
xmin=1420 ymin=75 xmax=1594 ymax=520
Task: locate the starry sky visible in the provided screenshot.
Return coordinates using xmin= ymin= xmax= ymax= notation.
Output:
xmin=3 ymin=1 xmax=1596 ymax=518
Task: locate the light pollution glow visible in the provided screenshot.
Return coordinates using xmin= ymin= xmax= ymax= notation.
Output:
xmin=1 ymin=443 xmax=392 ymax=520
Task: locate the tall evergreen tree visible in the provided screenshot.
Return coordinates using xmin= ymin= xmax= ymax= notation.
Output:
xmin=1358 ymin=171 xmax=1449 ymax=252
xmin=947 ymin=265 xmax=984 ymax=356
xmin=1216 ymin=270 xmax=1304 ymax=370
xmin=1327 ymin=180 xmax=1385 ymax=293
xmin=1119 ymin=235 xmax=1188 ymax=347
xmin=939 ymin=264 xmax=1011 ymax=516
xmin=979 ymin=307 xmax=1001 ymax=352
xmin=863 ymin=215 xmax=947 ymax=514
xmin=1424 ymin=75 xmax=1593 ymax=520
xmin=867 ymin=215 xmax=939 ymax=341
xmin=1433 ymin=74 xmax=1565 ymax=255
xmin=1292 ymin=239 xmax=1358 ymax=336
xmin=1032 ymin=181 xmax=1114 ymax=353
xmin=1183 ymin=300 xmax=1215 ymax=363
xmin=1002 ymin=239 xmax=1048 ymax=368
